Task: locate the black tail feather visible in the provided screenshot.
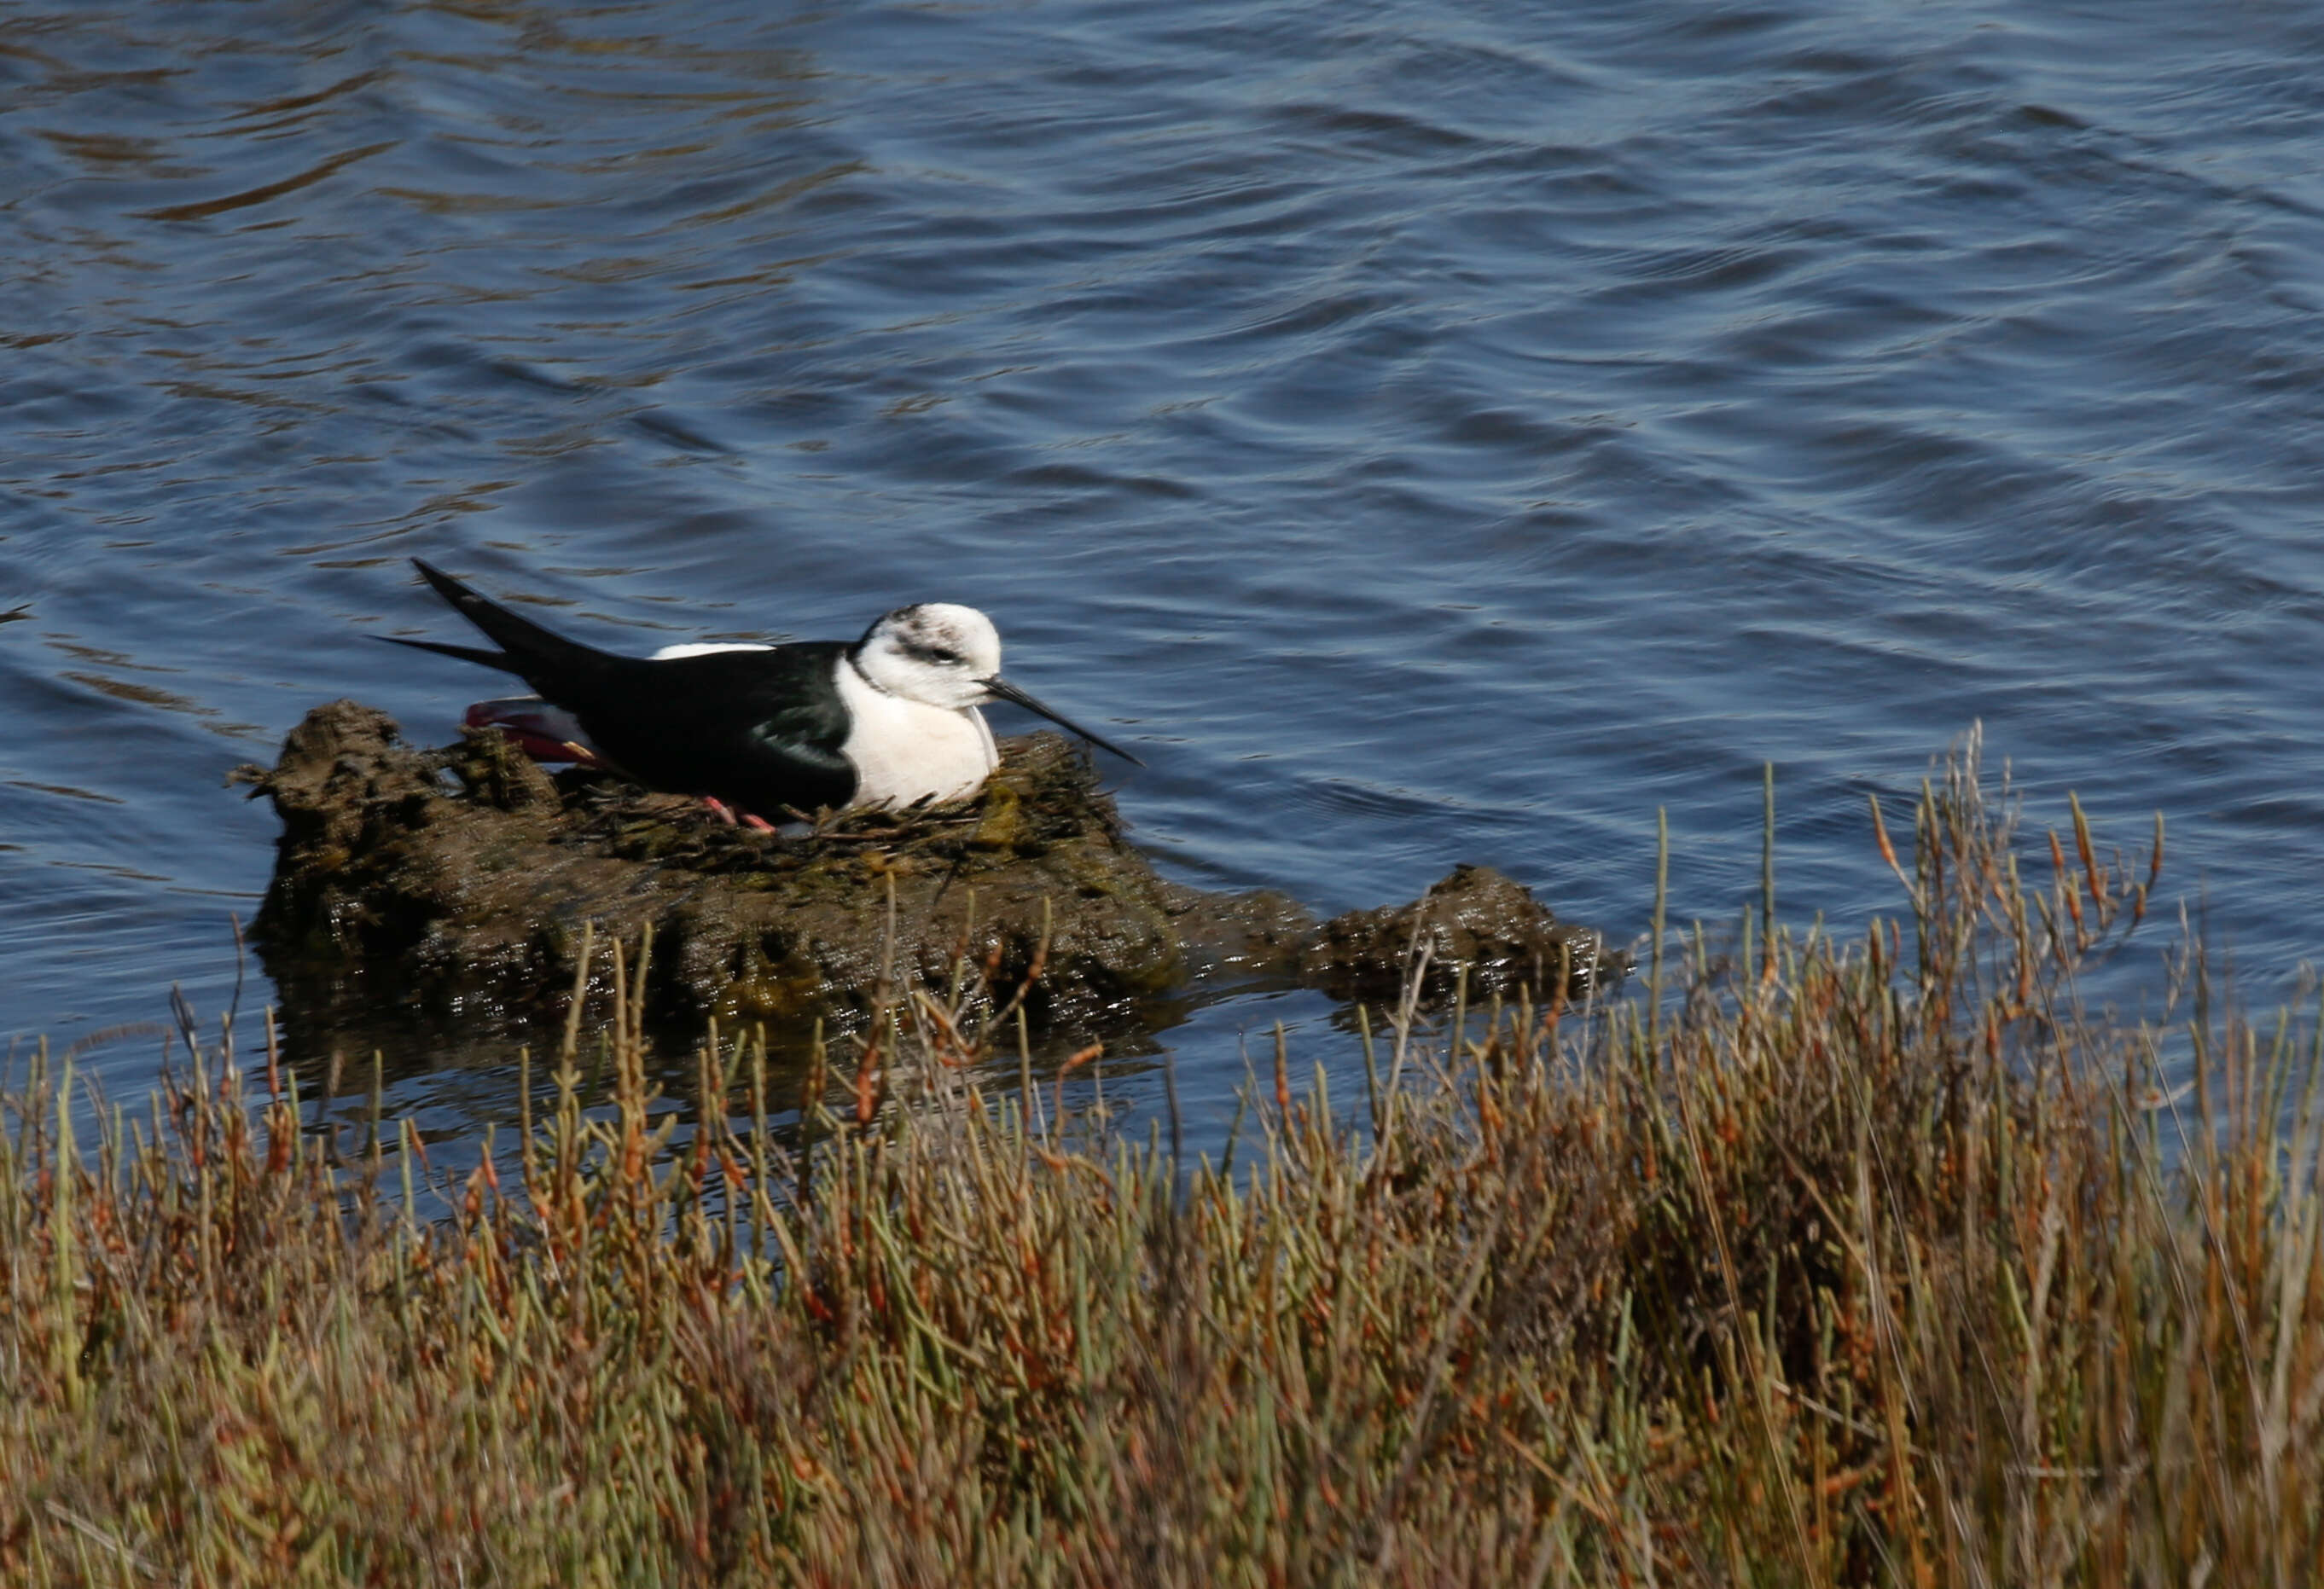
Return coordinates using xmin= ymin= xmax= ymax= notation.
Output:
xmin=404 ymin=559 xmax=614 ymax=689
xmin=374 ymin=634 xmax=520 ymax=673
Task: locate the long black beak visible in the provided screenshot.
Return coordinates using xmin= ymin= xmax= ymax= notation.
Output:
xmin=981 ymin=677 xmax=1145 ymax=766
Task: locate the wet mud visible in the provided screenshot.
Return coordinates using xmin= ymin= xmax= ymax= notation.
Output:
xmin=237 ymin=702 xmax=1622 ymax=1043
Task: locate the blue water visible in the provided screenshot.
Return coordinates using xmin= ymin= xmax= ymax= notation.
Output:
xmin=7 ymin=0 xmax=2324 ymax=1129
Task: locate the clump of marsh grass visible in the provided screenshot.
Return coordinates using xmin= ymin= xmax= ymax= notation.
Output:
xmin=3 ymin=742 xmax=2321 ymax=1586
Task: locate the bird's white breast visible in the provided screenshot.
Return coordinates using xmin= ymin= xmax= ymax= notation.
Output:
xmin=832 ymin=656 xmax=997 ymax=809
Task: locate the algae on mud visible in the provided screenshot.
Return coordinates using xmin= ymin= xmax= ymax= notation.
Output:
xmin=237 ymin=700 xmax=1618 ymax=1038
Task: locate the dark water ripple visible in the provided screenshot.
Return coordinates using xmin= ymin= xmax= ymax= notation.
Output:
xmin=8 ymin=0 xmax=2324 ymax=1130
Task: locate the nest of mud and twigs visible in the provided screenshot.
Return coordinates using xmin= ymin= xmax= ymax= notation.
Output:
xmin=236 ymin=700 xmax=1623 ymax=1040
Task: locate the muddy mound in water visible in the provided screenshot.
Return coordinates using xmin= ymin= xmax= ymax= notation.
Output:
xmin=238 ymin=701 xmax=1621 ymax=1035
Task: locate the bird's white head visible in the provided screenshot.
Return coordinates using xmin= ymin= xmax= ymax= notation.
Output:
xmin=852 ymin=603 xmax=1004 ymax=710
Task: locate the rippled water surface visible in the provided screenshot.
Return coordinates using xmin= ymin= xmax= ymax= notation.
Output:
xmin=9 ymin=0 xmax=2324 ymax=1126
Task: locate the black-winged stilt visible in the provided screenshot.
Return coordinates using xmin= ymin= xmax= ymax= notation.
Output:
xmin=381 ymin=559 xmax=1140 ymax=825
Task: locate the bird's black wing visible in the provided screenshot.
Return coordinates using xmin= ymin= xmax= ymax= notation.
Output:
xmin=383 ymin=559 xmax=859 ymax=812
xmin=571 ymin=643 xmax=859 ymax=814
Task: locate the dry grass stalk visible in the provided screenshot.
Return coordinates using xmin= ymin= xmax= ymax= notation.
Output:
xmin=3 ymin=740 xmax=2321 ymax=1585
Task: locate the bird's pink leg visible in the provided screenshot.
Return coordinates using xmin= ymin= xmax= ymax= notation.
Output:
xmin=700 ymin=797 xmax=777 ymax=831
xmin=462 ymin=699 xmax=605 ymax=766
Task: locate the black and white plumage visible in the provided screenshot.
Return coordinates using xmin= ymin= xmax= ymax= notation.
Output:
xmin=381 ymin=559 xmax=1140 ymax=819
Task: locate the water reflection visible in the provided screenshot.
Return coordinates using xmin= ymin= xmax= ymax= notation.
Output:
xmin=3 ymin=0 xmax=2324 ymax=1144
